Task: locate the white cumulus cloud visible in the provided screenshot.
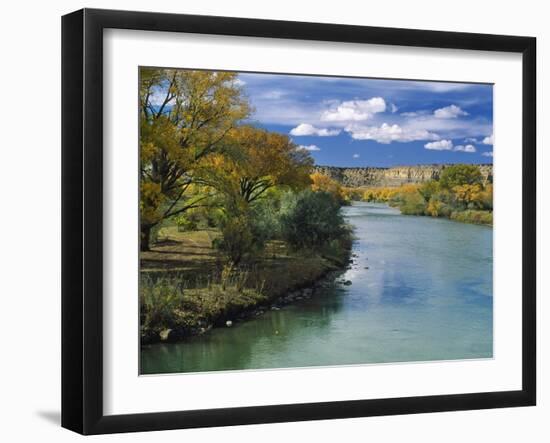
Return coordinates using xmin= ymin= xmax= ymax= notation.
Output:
xmin=482 ymin=151 xmax=494 ymax=157
xmin=321 ymin=97 xmax=386 ymax=122
xmin=434 ymin=104 xmax=469 ymax=119
xmin=353 ymin=153 xmax=360 ymax=159
xmin=483 ymin=134 xmax=494 ymax=145
xmin=347 ymin=123 xmax=439 ymax=144
xmin=425 ymin=139 xmax=454 ymax=151
xmin=297 ymin=144 xmax=321 ymax=152
xmin=454 ymin=144 xmax=477 ymax=153
xmin=289 ymin=123 xmax=340 ymax=137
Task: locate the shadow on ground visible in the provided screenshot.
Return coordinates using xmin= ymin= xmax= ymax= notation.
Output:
xmin=36 ymin=410 xmax=60 ymax=426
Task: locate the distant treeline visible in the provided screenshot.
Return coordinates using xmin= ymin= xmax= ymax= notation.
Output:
xmin=311 ymin=164 xmax=493 ymax=226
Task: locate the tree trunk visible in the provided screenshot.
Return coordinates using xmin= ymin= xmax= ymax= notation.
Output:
xmin=140 ymin=224 xmax=153 ymax=252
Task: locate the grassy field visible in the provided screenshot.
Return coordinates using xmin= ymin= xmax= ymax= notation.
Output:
xmin=141 ymin=228 xmax=221 ymax=274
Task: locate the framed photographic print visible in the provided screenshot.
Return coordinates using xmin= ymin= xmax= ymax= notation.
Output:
xmin=61 ymin=8 xmax=536 ymax=435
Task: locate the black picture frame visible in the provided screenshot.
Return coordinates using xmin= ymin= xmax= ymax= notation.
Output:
xmin=62 ymin=8 xmax=536 ymax=435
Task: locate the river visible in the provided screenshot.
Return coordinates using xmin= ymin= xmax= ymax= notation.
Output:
xmin=140 ymin=202 xmax=493 ymax=374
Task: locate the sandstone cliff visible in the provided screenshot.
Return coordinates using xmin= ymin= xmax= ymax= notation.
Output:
xmin=313 ymin=164 xmax=493 ymax=187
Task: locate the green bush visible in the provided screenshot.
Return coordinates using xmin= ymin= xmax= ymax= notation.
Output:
xmin=140 ymin=276 xmax=188 ymax=332
xmin=140 ymin=271 xmax=266 ymax=338
xmin=418 ymin=180 xmax=440 ymax=203
xmin=280 ymin=190 xmax=349 ymax=250
xmin=213 ymin=197 xmax=280 ymax=264
xmin=397 ymin=191 xmax=426 ymax=215
xmin=214 ymin=214 xmax=258 ymax=264
xmin=387 ymin=172 xmax=492 ymax=226
xmin=450 ymin=210 xmax=493 ymax=225
xmin=175 ymin=214 xmax=199 ymax=232
xmin=149 ymin=223 xmax=162 ymax=245
xmin=249 ymin=196 xmax=283 ymax=240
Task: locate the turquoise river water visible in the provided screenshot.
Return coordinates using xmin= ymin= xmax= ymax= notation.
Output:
xmin=140 ymin=202 xmax=493 ymax=374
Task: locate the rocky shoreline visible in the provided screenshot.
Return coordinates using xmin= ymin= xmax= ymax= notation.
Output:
xmin=141 ymin=254 xmax=353 ymax=346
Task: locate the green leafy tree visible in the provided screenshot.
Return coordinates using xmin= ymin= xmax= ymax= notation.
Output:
xmin=418 ymin=180 xmax=440 ymax=203
xmin=214 ymin=199 xmax=278 ymax=265
xmin=280 ymin=190 xmax=348 ymax=250
xmin=397 ymin=190 xmax=427 ymax=215
xmin=199 ymin=126 xmax=313 ymax=263
xmin=439 ymin=164 xmax=483 ymax=189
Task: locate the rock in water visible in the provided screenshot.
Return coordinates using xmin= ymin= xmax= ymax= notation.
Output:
xmin=159 ymin=328 xmax=172 ymax=342
xmin=226 ymin=320 xmax=233 ymax=327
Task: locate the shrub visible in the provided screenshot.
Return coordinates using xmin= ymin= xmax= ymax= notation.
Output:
xmin=175 ymin=214 xmax=199 ymax=232
xmin=426 ymin=199 xmax=442 ymax=217
xmin=363 ymin=189 xmax=376 ymax=201
xmin=359 ymin=168 xmax=493 ymax=227
xmin=450 ymin=210 xmax=493 ymax=225
xmin=418 ymin=180 xmax=440 ymax=203
xmin=149 ymin=223 xmax=162 ymax=245
xmin=140 ymin=276 xmax=187 ymax=332
xmin=249 ymin=196 xmax=283 ymax=240
xmin=213 ymin=196 xmax=281 ymax=264
xmin=194 ymin=205 xmax=220 ymax=228
xmin=361 ymin=186 xmax=400 ymax=203
xmin=140 ymin=271 xmax=266 ymax=338
xmin=280 ymin=190 xmax=348 ymax=250
xmin=479 ymin=184 xmax=493 ymax=210
xmin=310 ymin=172 xmax=345 ymax=204
xmin=341 ymin=187 xmax=363 ymax=204
xmin=395 ymin=187 xmax=426 ymax=215
xmin=214 ymin=214 xmax=258 ymax=264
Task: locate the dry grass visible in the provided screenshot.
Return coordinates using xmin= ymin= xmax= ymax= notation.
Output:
xmin=140 ymin=227 xmax=221 ymax=273
xmin=140 ymin=227 xmax=341 ymax=289
xmin=140 ymin=227 xmax=351 ymax=342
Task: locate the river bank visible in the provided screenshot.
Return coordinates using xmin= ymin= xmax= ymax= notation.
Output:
xmin=350 ymin=198 xmax=493 ymax=226
xmin=342 ymin=165 xmax=493 ymax=226
xmin=140 ymin=227 xmax=352 ymax=345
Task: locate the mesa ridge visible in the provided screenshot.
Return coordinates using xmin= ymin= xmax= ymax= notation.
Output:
xmin=313 ymin=164 xmax=493 ymax=187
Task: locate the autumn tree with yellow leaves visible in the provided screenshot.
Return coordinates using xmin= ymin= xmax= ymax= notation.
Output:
xmin=357 ymin=164 xmax=493 ymax=225
xmin=199 ymin=125 xmax=313 ymax=209
xmin=139 ymin=68 xmax=249 ymax=250
xmin=196 ymin=126 xmax=314 ymax=264
xmin=310 ymin=172 xmax=346 ymax=204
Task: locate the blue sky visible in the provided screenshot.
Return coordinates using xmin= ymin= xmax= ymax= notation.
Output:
xmin=236 ymin=72 xmax=494 ymax=167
